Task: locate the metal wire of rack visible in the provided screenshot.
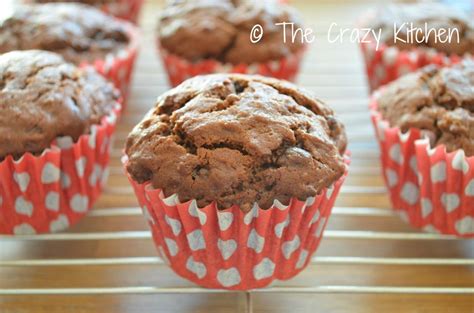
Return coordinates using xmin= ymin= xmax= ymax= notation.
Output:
xmin=1 ymin=1 xmax=473 ymax=312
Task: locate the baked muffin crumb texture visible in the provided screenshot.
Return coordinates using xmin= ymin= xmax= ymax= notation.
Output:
xmin=126 ymin=74 xmax=347 ymax=211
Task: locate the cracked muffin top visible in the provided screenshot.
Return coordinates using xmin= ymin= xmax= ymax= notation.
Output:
xmin=366 ymin=3 xmax=474 ymax=56
xmin=0 ymin=3 xmax=130 ymax=64
xmin=377 ymin=59 xmax=474 ymax=156
xmin=126 ymin=74 xmax=347 ymax=211
xmin=0 ymin=50 xmax=119 ymax=160
xmin=157 ymin=0 xmax=304 ymax=64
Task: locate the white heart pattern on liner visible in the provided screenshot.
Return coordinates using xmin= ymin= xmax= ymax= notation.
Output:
xmin=423 ymin=224 xmax=439 ymax=234
xmin=311 ymin=210 xmax=321 ymax=225
xmin=452 ymin=150 xmax=469 ymax=174
xmin=217 ymin=239 xmax=237 ymax=260
xmin=441 ymin=193 xmax=460 ymax=213
xmin=186 ymin=229 xmax=206 ymax=251
xmin=400 ymin=182 xmax=419 ymax=205
xmin=186 ymin=256 xmax=207 ymax=279
xmin=187 ymin=200 xmax=207 ymax=225
xmin=14 ymin=172 xmax=30 ymax=192
xmin=13 ymin=223 xmax=36 ymax=235
xmin=455 ymin=217 xmax=474 ymax=235
xmin=430 ymin=161 xmax=446 ymax=183
xmin=281 ymin=235 xmax=301 ymax=259
xmin=89 ymin=165 xmax=103 ymax=186
xmin=141 ymin=206 xmax=155 ymax=224
xmin=49 ymin=214 xmax=70 ymax=232
xmin=325 ymin=184 xmax=334 ymax=199
xmin=253 ymin=258 xmax=275 ymax=280
xmin=409 ymin=155 xmax=418 ymax=174
xmin=389 ymin=143 xmax=403 ymax=164
xmin=218 ymin=211 xmax=233 ymax=231
xmin=45 ymin=191 xmax=60 ymax=211
xmin=56 ymin=136 xmax=73 ymax=149
xmin=165 ymin=238 xmax=179 ymax=257
xmin=385 ymin=169 xmax=398 ymax=188
xmin=295 ymin=249 xmax=309 ymax=269
xmin=465 ymin=180 xmax=474 ymax=197
xmin=314 ymin=217 xmax=327 ymax=238
xmin=70 ymin=194 xmax=89 ymax=213
xmin=165 ymin=215 xmax=182 ymax=236
xmin=162 ymin=194 xmax=179 ymax=206
xmin=41 ymin=162 xmax=61 ymax=184
xmin=247 ymin=229 xmax=265 ymax=253
xmin=61 ymin=172 xmax=71 ymax=189
xmin=273 ymin=199 xmax=289 ymax=210
xmin=75 ymin=157 xmax=87 ymax=178
xmin=274 ymin=215 xmax=290 ymax=238
xmin=420 ymin=198 xmax=433 ymax=218
xmin=217 ymin=267 xmax=241 ymax=287
xmin=244 ymin=204 xmax=259 ymax=225
xmin=15 ymin=196 xmax=33 ymax=217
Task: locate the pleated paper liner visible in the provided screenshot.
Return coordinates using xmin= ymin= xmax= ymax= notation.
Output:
xmin=370 ymin=94 xmax=473 ymax=237
xmin=82 ymin=23 xmax=140 ymax=109
xmin=99 ymin=0 xmax=145 ymax=24
xmin=360 ymin=40 xmax=471 ymax=92
xmin=125 ymin=156 xmax=349 ymax=290
xmin=157 ymin=45 xmax=306 ymax=87
xmin=0 ymin=104 xmax=121 ymax=235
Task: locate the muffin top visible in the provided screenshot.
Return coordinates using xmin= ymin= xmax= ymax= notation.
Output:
xmin=377 ymin=60 xmax=474 ymax=156
xmin=126 ymin=74 xmax=347 ymax=211
xmin=366 ymin=3 xmax=473 ymax=55
xmin=0 ymin=3 xmax=130 ymax=64
xmin=157 ymin=0 xmax=304 ymax=64
xmin=0 ymin=50 xmax=119 ymax=160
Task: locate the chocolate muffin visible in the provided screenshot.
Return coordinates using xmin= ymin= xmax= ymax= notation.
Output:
xmin=0 ymin=3 xmax=130 ymax=64
xmin=126 ymin=74 xmax=347 ymax=211
xmin=0 ymin=50 xmax=119 ymax=160
xmin=157 ymin=0 xmax=304 ymax=64
xmin=377 ymin=59 xmax=474 ymax=156
xmin=367 ymin=3 xmax=473 ymax=56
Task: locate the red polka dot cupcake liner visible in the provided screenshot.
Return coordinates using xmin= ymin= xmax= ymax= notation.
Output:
xmin=158 ymin=45 xmax=306 ymax=87
xmin=125 ymin=157 xmax=349 ymax=290
xmin=84 ymin=23 xmax=140 ymax=109
xmin=0 ymin=105 xmax=121 ymax=235
xmin=98 ymin=0 xmax=144 ymax=24
xmin=370 ymin=94 xmax=473 ymax=237
xmin=359 ymin=38 xmax=472 ymax=91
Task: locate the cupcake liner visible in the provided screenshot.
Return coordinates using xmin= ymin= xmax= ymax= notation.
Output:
xmin=370 ymin=94 xmax=474 ymax=237
xmin=158 ymin=44 xmax=306 ymax=87
xmin=358 ymin=12 xmax=473 ymax=91
xmin=125 ymin=156 xmax=349 ymax=290
xmin=83 ymin=23 xmax=140 ymax=109
xmin=98 ymin=0 xmax=144 ymax=24
xmin=0 ymin=105 xmax=121 ymax=235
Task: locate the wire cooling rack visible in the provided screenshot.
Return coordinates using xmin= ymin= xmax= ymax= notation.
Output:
xmin=1 ymin=1 xmax=473 ymax=312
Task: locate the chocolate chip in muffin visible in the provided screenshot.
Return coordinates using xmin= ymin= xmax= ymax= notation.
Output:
xmin=0 ymin=3 xmax=130 ymax=64
xmin=377 ymin=59 xmax=474 ymax=156
xmin=0 ymin=50 xmax=119 ymax=160
xmin=126 ymin=74 xmax=347 ymax=212
xmin=157 ymin=0 xmax=304 ymax=64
